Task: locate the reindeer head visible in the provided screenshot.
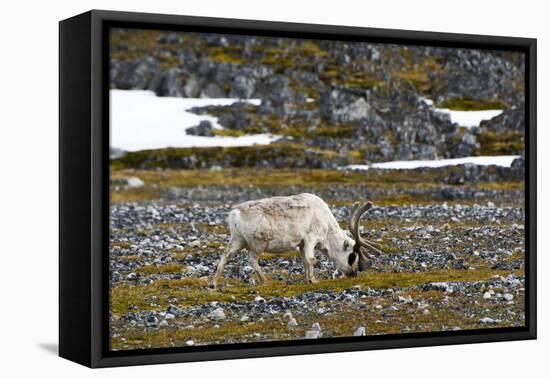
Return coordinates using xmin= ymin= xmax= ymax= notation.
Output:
xmin=347 ymin=201 xmax=383 ymax=273
xmin=327 ymin=201 xmax=382 ymax=278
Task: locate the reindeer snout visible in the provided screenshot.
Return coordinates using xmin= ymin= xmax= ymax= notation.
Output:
xmin=346 ymin=270 xmax=358 ymax=278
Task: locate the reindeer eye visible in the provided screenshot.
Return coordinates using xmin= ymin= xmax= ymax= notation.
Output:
xmin=348 ymin=252 xmax=357 ymax=266
xmin=343 ymin=240 xmax=349 ymax=250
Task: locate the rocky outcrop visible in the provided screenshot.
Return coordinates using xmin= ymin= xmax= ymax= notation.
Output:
xmin=109 ymin=29 xmax=525 ymax=165
xmin=432 ymin=49 xmax=525 ymax=106
xmin=480 ymin=103 xmax=525 ymax=132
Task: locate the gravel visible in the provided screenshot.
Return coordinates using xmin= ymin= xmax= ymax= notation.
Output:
xmin=109 ymin=191 xmax=525 ymax=348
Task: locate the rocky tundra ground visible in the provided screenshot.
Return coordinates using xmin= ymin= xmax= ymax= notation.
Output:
xmin=109 ymin=167 xmax=525 ymax=350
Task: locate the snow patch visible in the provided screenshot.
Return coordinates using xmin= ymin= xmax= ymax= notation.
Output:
xmin=110 ymin=89 xmax=277 ymax=151
xmin=435 ymin=108 xmax=504 ymax=128
xmin=348 ymin=155 xmax=519 ymax=171
xmin=420 ymin=97 xmax=503 ymax=128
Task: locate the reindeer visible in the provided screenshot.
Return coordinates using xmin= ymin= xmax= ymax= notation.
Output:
xmin=210 ymin=193 xmax=381 ymax=288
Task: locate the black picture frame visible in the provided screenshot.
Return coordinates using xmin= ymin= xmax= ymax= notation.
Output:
xmin=59 ymin=9 xmax=537 ymax=368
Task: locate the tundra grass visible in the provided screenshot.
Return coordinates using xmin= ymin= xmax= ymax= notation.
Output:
xmin=111 ymin=167 xmax=524 ymax=188
xmin=110 ymin=267 xmax=519 ymax=317
xmin=109 ymin=167 xmax=524 ymax=205
xmin=437 ymin=97 xmax=508 ymax=111
xmin=110 ymin=282 xmax=524 ymax=350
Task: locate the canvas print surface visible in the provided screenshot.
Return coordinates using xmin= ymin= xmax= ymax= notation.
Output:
xmin=108 ymin=27 xmax=526 ymax=351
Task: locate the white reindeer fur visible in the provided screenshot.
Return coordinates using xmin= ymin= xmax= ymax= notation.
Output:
xmin=211 ymin=193 xmax=357 ymax=287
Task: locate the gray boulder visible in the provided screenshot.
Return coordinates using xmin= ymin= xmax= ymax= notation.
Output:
xmin=455 ymin=132 xmax=478 ymax=157
xmin=480 ymin=103 xmax=525 ymax=132
xmin=320 ymin=88 xmax=370 ymax=124
xmin=186 ymin=120 xmax=214 ymax=137
xmin=230 ymin=75 xmax=256 ymax=98
xmin=183 ymin=75 xmax=201 ymax=98
xmin=201 ymin=83 xmax=226 ymax=98
xmin=179 ymin=48 xmax=198 ymax=69
xmin=150 ymin=68 xmax=183 ymax=97
xmin=111 ymin=56 xmax=160 ymax=90
xmin=157 ymin=34 xmax=181 ymax=44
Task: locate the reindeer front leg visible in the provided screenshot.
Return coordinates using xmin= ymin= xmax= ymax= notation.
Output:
xmin=299 ymin=240 xmax=318 ymax=284
xmin=211 ymin=237 xmax=244 ymax=289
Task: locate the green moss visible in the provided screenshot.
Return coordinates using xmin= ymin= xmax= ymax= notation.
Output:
xmin=110 ymin=186 xmax=159 ymax=203
xmin=259 ymin=250 xmax=298 ymax=261
xmin=110 ymin=268 xmax=518 ymax=317
xmin=110 ymin=317 xmax=292 ymax=350
xmin=109 ymin=167 xmax=523 ymax=205
xmin=390 ymin=55 xmax=445 ymax=94
xmin=295 ymin=41 xmax=327 ymax=57
xmin=120 ymin=255 xmax=141 ymax=262
xmin=111 ymin=144 xmax=348 ymax=170
xmin=196 ymin=223 xmax=228 ymax=235
xmin=206 ymin=47 xmax=245 ymax=64
xmin=212 ymin=129 xmax=248 ymax=137
xmin=438 ymin=97 xmax=508 ymax=111
xmin=111 ymin=281 xmax=525 ymax=350
xmin=136 ymin=263 xmax=184 ymax=275
xmin=112 ymin=241 xmax=133 ymax=249
xmin=110 ymin=29 xmax=191 ymax=66
xmin=158 ymin=54 xmax=181 ymax=70
xmin=474 ymin=130 xmax=524 ymax=155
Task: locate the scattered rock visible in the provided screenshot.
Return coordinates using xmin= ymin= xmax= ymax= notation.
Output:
xmin=189 ymin=240 xmax=202 ymax=248
xmin=284 ymin=311 xmax=298 ymax=327
xmin=208 ymin=308 xmax=226 ymax=320
xmin=186 ymin=121 xmax=214 ymax=137
xmin=167 ymin=304 xmax=182 ymax=316
xmin=353 ymin=326 xmax=366 ymax=336
xmin=478 ymin=317 xmax=500 ymax=324
xmin=305 ymin=330 xmax=322 ymax=339
xmin=423 ymin=282 xmax=453 ymax=293
xmin=114 ymin=177 xmax=144 ymax=188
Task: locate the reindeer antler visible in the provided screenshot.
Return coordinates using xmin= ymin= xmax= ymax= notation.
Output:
xmin=348 ymin=201 xmax=383 ymax=271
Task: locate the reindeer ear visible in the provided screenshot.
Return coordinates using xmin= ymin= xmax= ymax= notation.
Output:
xmin=357 ymin=247 xmax=373 ymax=271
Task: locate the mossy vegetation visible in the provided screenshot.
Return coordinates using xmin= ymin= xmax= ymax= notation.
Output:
xmin=212 ymin=129 xmax=248 ymax=137
xmin=110 ymin=186 xmax=159 ymax=203
xmin=110 ymin=144 xmax=350 ymax=171
xmin=110 ymin=283 xmax=523 ymax=350
xmin=110 ymin=268 xmax=518 ymax=317
xmin=207 ymin=47 xmax=245 ymax=65
xmin=438 ymin=97 xmax=508 ymax=111
xmin=111 ymin=241 xmax=133 ymax=249
xmin=109 ymin=167 xmax=524 ymax=205
xmin=259 ymin=250 xmax=298 ymax=261
xmin=391 ymin=54 xmax=446 ymax=94
xmin=474 ymin=130 xmax=524 ymax=155
xmin=136 ymin=263 xmax=184 ymax=275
